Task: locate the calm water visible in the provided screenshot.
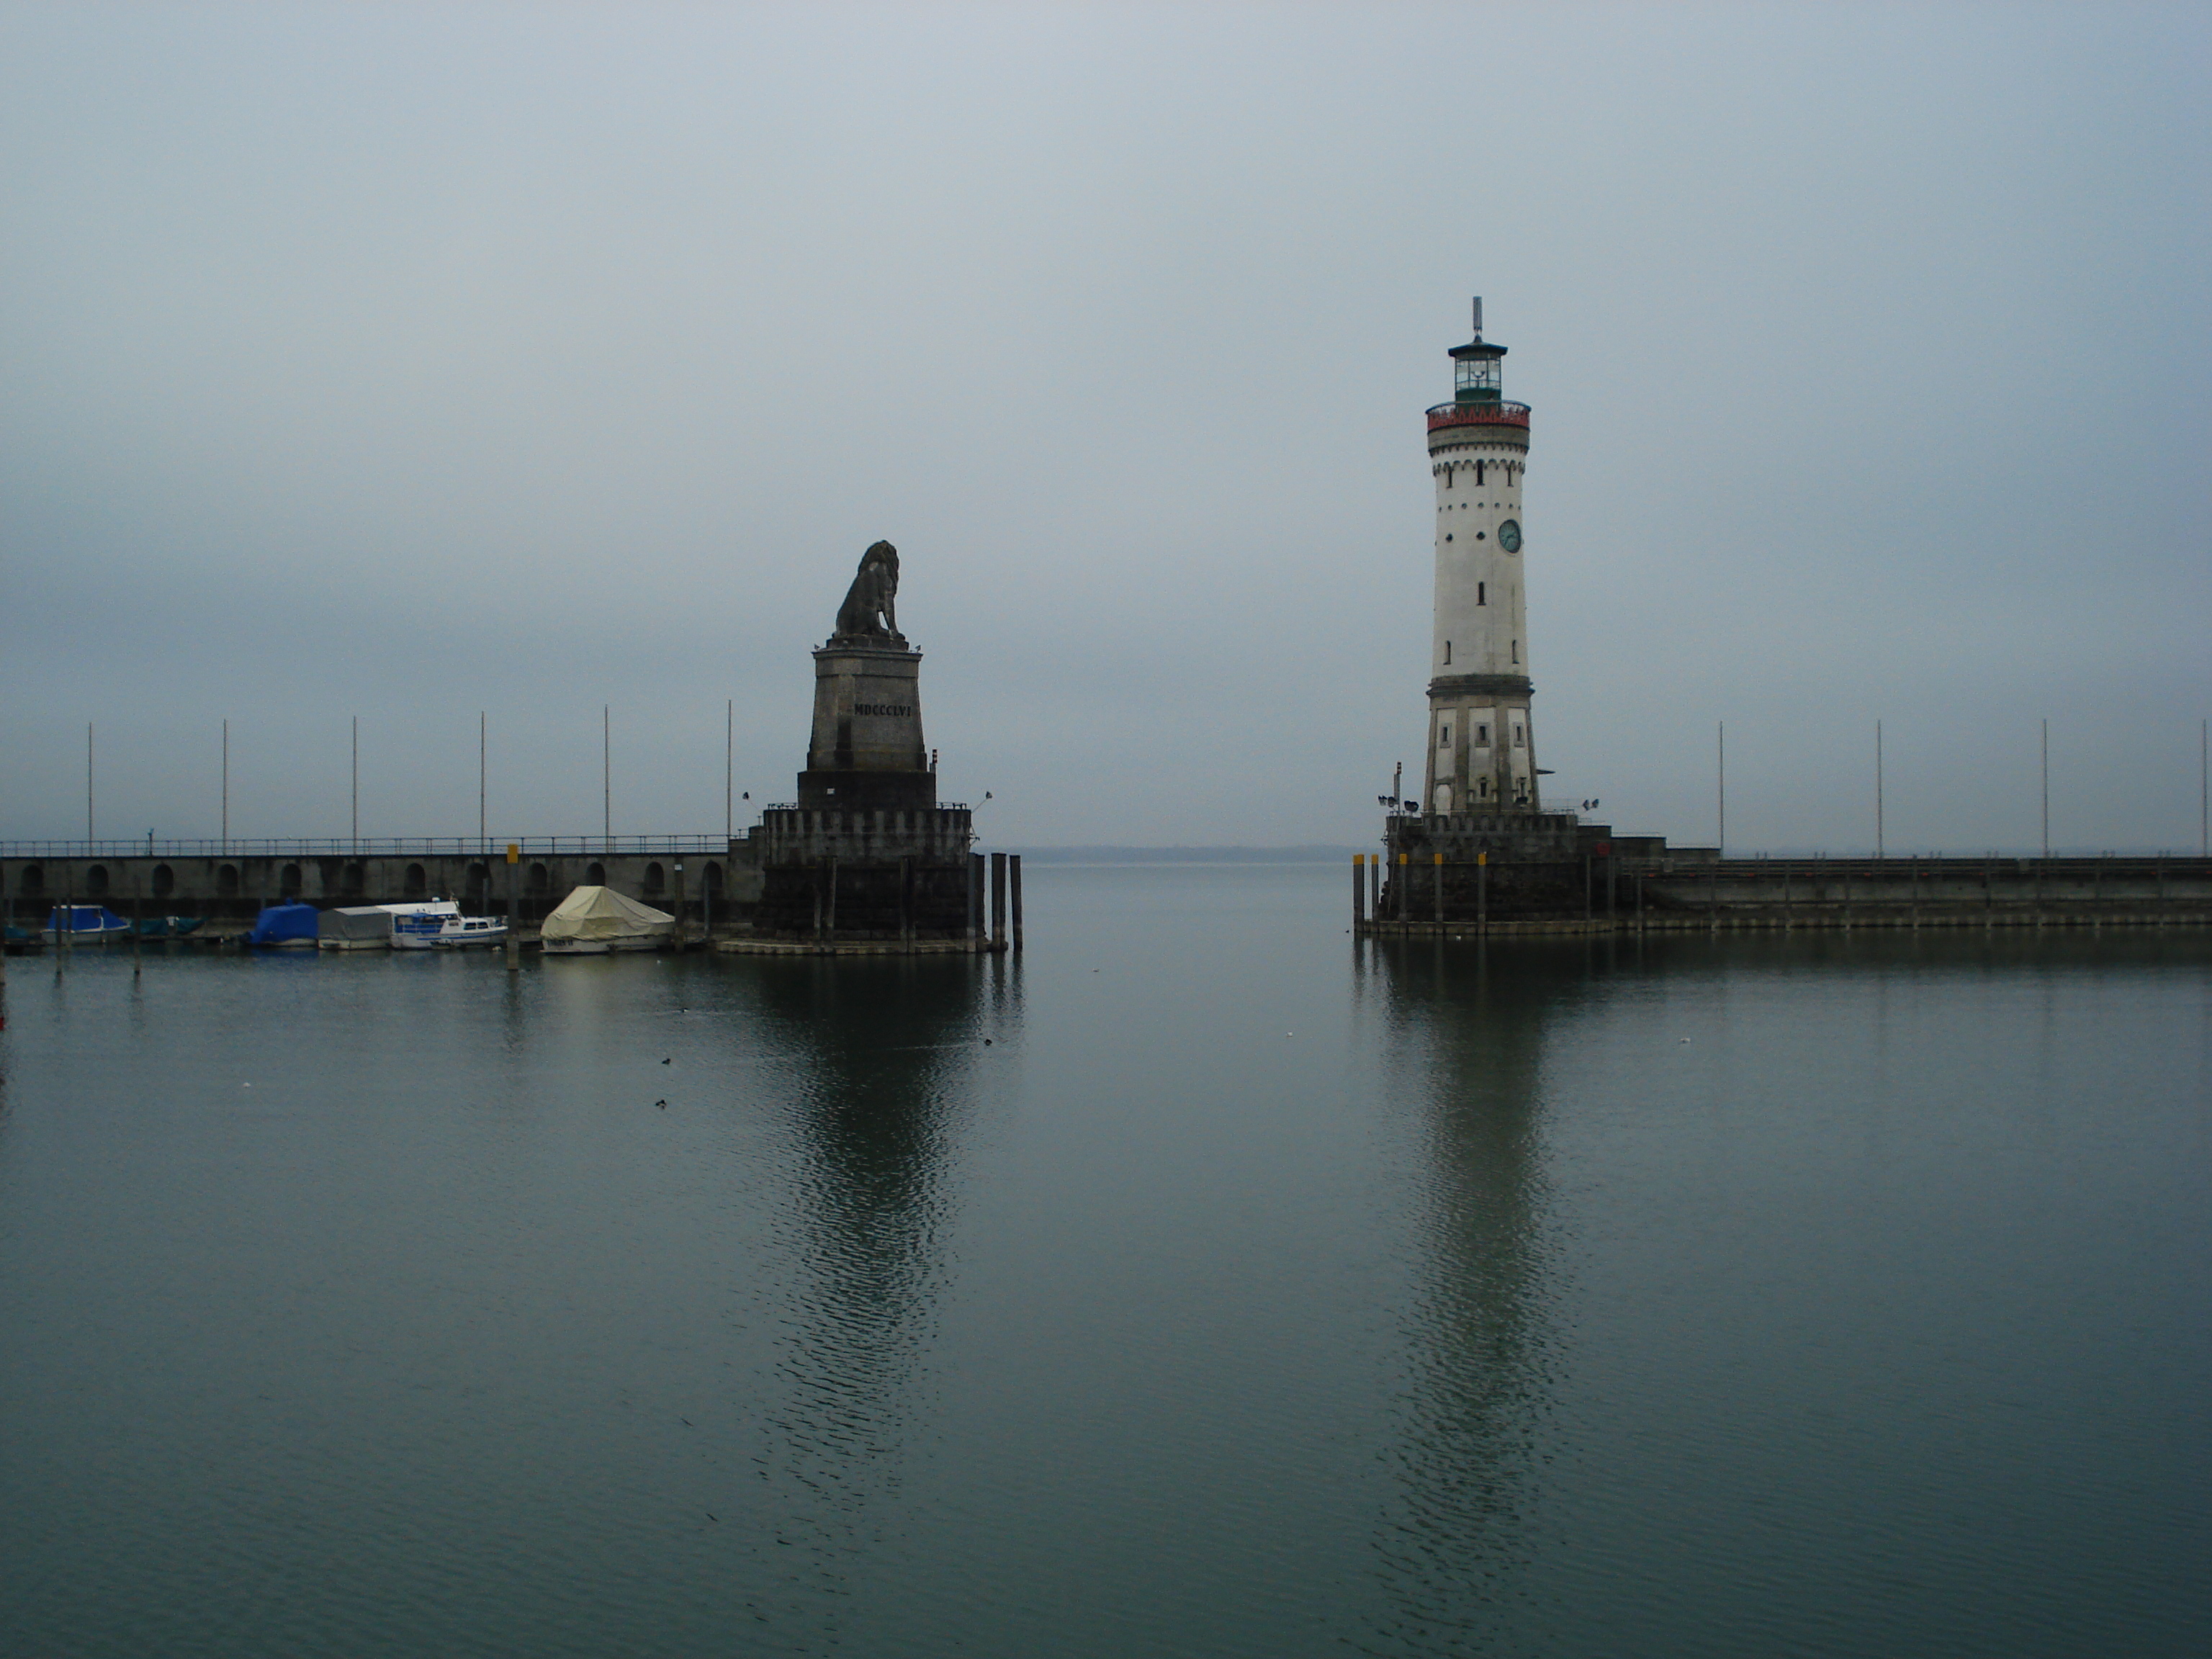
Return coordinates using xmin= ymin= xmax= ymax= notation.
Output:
xmin=1 ymin=865 xmax=2207 ymax=1658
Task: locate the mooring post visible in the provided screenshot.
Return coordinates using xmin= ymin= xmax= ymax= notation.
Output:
xmin=673 ymin=862 xmax=688 ymax=950
xmin=990 ymin=852 xmax=1007 ymax=951
xmin=1583 ymin=854 xmax=1593 ymax=922
xmin=898 ymin=855 xmax=913 ymax=951
xmin=1478 ymin=851 xmax=1489 ymax=934
xmin=1397 ymin=853 xmax=1409 ymax=923
xmin=1433 ymin=853 xmax=1444 ymax=927
xmin=968 ymin=853 xmax=983 ymax=948
xmin=1368 ymin=855 xmax=1380 ymax=919
xmin=826 ymin=856 xmax=839 ymax=940
xmin=1010 ymin=854 xmax=1023 ymax=952
xmin=505 ymin=843 xmax=519 ymax=972
xmin=1352 ymin=854 xmax=1366 ymax=927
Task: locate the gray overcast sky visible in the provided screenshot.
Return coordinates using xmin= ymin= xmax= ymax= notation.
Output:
xmin=3 ymin=2 xmax=2206 ymax=853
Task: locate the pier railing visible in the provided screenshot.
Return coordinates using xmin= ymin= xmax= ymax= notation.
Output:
xmin=0 ymin=835 xmax=735 ymax=860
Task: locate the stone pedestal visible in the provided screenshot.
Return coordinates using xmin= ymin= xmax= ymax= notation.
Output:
xmin=796 ymin=642 xmax=934 ymax=811
xmin=747 ymin=631 xmax=991 ymax=948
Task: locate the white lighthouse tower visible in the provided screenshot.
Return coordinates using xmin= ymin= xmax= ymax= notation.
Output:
xmin=1422 ymin=298 xmax=1537 ymax=817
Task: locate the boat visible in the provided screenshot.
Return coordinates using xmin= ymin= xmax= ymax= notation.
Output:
xmin=539 ymin=885 xmax=675 ymax=955
xmin=136 ymin=916 xmax=204 ymax=938
xmin=247 ymin=902 xmax=320 ymax=948
xmin=41 ymin=904 xmax=132 ymax=945
xmin=379 ymin=899 xmax=462 ymax=950
xmin=318 ymin=907 xmax=394 ymax=950
xmin=431 ymin=915 xmax=508 ymax=950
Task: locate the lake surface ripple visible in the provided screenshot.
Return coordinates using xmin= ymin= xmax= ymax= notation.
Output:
xmin=1 ymin=865 xmax=2206 ymax=1657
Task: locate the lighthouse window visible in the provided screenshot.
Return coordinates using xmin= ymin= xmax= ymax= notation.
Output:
xmin=1478 ymin=583 xmax=1485 ymax=606
xmin=1475 ymin=462 xmax=1486 ymax=485
xmin=1444 ymin=641 xmax=1452 ymax=664
xmin=1439 ymin=725 xmax=1452 ymax=746
xmin=1514 ymin=724 xmax=1525 ymax=747
xmin=1476 ymin=724 xmax=1489 ymax=745
xmin=1511 ymin=639 xmax=1519 ymax=662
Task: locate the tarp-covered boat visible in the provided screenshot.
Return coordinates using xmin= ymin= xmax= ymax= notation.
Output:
xmin=136 ymin=916 xmax=204 ymax=938
xmin=318 ymin=907 xmax=394 ymax=950
xmin=42 ymin=905 xmax=132 ymax=945
xmin=539 ymin=886 xmax=675 ymax=955
xmin=247 ymin=902 xmax=320 ymax=948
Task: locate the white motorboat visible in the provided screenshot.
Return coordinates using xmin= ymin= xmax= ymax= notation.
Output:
xmin=432 ymin=915 xmax=509 ymax=950
xmin=380 ymin=899 xmax=462 ymax=950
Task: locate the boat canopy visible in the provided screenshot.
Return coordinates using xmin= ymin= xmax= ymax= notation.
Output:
xmin=248 ymin=902 xmax=320 ymax=946
xmin=539 ymin=885 xmax=675 ymax=943
xmin=320 ymin=907 xmax=394 ymax=943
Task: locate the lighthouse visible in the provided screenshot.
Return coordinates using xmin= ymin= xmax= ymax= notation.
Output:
xmin=1422 ymin=297 xmax=1536 ymax=817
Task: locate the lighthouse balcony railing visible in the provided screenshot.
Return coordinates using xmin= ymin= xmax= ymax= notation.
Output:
xmin=1426 ymin=400 xmax=1531 ymax=431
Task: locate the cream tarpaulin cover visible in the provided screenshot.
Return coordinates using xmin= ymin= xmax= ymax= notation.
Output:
xmin=539 ymin=885 xmax=675 ymax=943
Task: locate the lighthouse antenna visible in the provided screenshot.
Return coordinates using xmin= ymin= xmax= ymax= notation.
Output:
xmin=1471 ymin=295 xmax=1483 ymax=338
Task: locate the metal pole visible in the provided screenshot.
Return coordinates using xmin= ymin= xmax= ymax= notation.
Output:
xmin=222 ymin=718 xmax=229 ymax=855
xmin=603 ymin=705 xmax=610 ymax=854
xmin=2200 ymin=718 xmax=2207 ymax=858
xmin=479 ymin=712 xmax=487 ymax=855
xmin=2041 ymin=718 xmax=2050 ymax=858
xmin=1876 ymin=719 xmax=1885 ymax=859
xmin=725 ymin=699 xmax=734 ymax=844
xmin=1717 ymin=721 xmax=1725 ymax=856
xmin=351 ymin=716 xmax=359 ymax=850
xmin=86 ymin=724 xmax=94 ymax=842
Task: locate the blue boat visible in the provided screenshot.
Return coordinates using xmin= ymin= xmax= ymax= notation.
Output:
xmin=247 ymin=902 xmax=320 ymax=949
xmin=42 ymin=905 xmax=132 ymax=945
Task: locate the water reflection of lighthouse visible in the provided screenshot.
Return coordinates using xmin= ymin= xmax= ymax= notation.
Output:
xmin=1362 ymin=943 xmax=1591 ymax=1653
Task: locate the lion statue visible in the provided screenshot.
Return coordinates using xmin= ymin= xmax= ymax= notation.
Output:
xmin=832 ymin=540 xmax=902 ymax=642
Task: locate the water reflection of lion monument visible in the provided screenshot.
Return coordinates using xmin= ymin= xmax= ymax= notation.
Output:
xmin=832 ymin=540 xmax=902 ymax=643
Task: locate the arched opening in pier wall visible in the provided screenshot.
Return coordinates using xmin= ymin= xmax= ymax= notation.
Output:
xmin=403 ymin=863 xmax=427 ymax=899
xmin=18 ymin=865 xmax=41 ymax=896
xmin=644 ymin=862 xmax=665 ymax=898
xmin=152 ymin=864 xmax=174 ymax=899
xmin=586 ymin=862 xmax=606 ymax=886
xmin=85 ymin=866 xmax=109 ymax=897
xmin=280 ymin=863 xmax=301 ymax=897
xmin=217 ymin=865 xmax=240 ymax=897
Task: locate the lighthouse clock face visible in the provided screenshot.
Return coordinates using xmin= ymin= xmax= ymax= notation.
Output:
xmin=1498 ymin=519 xmax=1522 ymax=553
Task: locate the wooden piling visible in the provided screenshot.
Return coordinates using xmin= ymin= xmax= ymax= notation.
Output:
xmin=505 ymin=844 xmax=520 ymax=972
xmin=1478 ymin=852 xmax=1488 ymax=934
xmin=1010 ymin=854 xmax=1023 ymax=952
xmin=1433 ymin=853 xmax=1444 ymax=926
xmin=990 ymin=852 xmax=1007 ymax=950
xmin=1352 ymin=854 xmax=1366 ymax=926
xmin=898 ymin=855 xmax=913 ymax=950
